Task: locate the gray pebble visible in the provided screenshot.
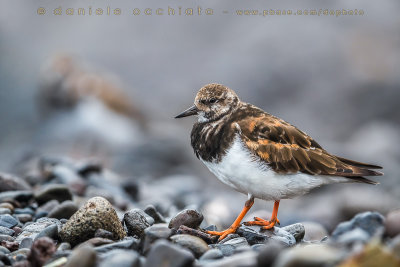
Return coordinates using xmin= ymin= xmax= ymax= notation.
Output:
xmin=16 ymin=217 xmax=61 ymax=242
xmin=65 ymin=245 xmax=97 ymax=267
xmin=142 ymin=224 xmax=173 ymax=253
xmin=385 ymin=209 xmax=400 ymax=238
xmin=94 ymin=229 xmax=116 ymax=240
xmin=256 ymin=242 xmax=284 ymax=267
xmin=144 ymin=205 xmax=166 ymax=223
xmin=237 ymin=226 xmax=296 ymax=247
xmin=14 ymin=208 xmax=35 ymax=216
xmin=0 ymin=191 xmax=33 ymax=203
xmin=0 ymin=226 xmax=14 ymax=236
xmin=281 ymin=223 xmax=305 ymax=243
xmin=0 ymin=214 xmax=19 ymax=228
xmin=0 ymin=208 xmax=11 ymax=215
xmin=94 ymin=238 xmax=140 ymax=254
xmin=57 ymin=242 xmax=71 ymax=251
xmin=199 ymin=248 xmax=224 ymax=261
xmin=145 ymin=239 xmax=194 ymax=267
xmin=19 ymin=237 xmax=34 ymax=249
xmin=0 ymin=246 xmax=10 ymax=254
xmin=124 ymin=209 xmax=152 ymax=238
xmin=99 ymin=249 xmax=140 ymax=267
xmin=0 ymin=172 xmax=31 ymax=192
xmin=15 ymin=214 xmax=32 ymax=224
xmin=0 ymin=234 xmax=14 ymax=242
xmin=170 ymin=234 xmax=209 ymax=258
xmin=35 ymin=184 xmax=73 ymax=205
xmin=48 ymin=200 xmax=78 ymax=220
xmin=169 ymin=209 xmax=203 ymax=230
xmin=214 ymin=237 xmax=249 ymax=257
xmin=35 ymin=224 xmax=59 ymax=241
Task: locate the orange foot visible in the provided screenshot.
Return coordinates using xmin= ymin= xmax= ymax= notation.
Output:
xmin=243 ymin=216 xmax=280 ymax=230
xmin=206 ymin=227 xmax=239 ymax=241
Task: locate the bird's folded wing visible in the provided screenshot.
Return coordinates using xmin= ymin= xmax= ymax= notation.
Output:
xmin=237 ymin=115 xmax=382 ymax=178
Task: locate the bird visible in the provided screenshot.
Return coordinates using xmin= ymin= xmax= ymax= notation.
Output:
xmin=175 ymin=83 xmax=383 ymax=241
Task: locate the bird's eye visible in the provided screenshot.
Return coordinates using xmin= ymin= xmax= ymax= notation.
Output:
xmin=209 ymin=98 xmax=217 ymax=104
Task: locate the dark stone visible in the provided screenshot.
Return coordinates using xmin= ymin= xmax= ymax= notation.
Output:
xmin=79 ymin=237 xmax=114 ymax=247
xmin=144 ymin=240 xmax=194 ymax=267
xmin=57 ymin=242 xmax=71 ymax=251
xmin=199 ymin=248 xmax=224 ymax=261
xmin=35 ymin=224 xmax=59 ymax=241
xmin=34 ymin=184 xmax=72 ymax=205
xmin=385 ymin=209 xmax=400 ymax=238
xmin=170 ymin=234 xmax=209 ymax=258
xmin=48 ymin=200 xmax=78 ymax=220
xmin=169 ymin=209 xmax=203 ymax=230
xmin=281 ymin=223 xmax=305 ymax=243
xmin=94 ymin=229 xmax=116 ymax=240
xmin=15 ymin=214 xmax=32 ymax=224
xmin=124 ymin=209 xmax=152 ymax=238
xmin=0 ymin=251 xmax=11 ymax=265
xmin=0 ymin=226 xmax=14 ymax=236
xmin=94 ymin=238 xmax=140 ymax=254
xmin=1 ymin=240 xmax=18 ymax=251
xmin=19 ymin=238 xmax=34 ymax=249
xmin=332 ymin=211 xmax=385 ymax=241
xmin=0 ymin=173 xmax=31 ymax=193
xmin=237 ymin=226 xmax=296 ymax=247
xmin=0 ymin=191 xmax=33 ymax=203
xmin=142 ymin=224 xmax=173 ymax=254
xmin=38 ymin=200 xmax=60 ymax=213
xmin=0 ymin=215 xmax=18 ymax=228
xmin=59 ymin=197 xmax=125 ymax=246
xmin=99 ymin=249 xmax=140 ymax=267
xmin=256 ymin=242 xmax=284 ymax=267
xmin=65 ymin=245 xmax=97 ymax=267
xmin=76 ymin=160 xmax=102 ymax=176
xmin=122 ymin=181 xmax=140 ymax=201
xmin=144 ymin=205 xmax=166 ymax=223
xmin=13 ymin=208 xmax=35 ymax=216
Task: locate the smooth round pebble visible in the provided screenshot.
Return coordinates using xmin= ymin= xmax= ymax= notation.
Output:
xmin=170 ymin=234 xmax=209 ymax=258
xmin=168 ymin=209 xmax=203 ymax=230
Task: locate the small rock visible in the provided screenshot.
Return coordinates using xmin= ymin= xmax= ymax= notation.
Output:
xmin=214 ymin=237 xmax=249 ymax=256
xmin=0 ymin=250 xmax=11 ymax=265
xmin=94 ymin=238 xmax=139 ymax=254
xmin=204 ymin=251 xmax=258 ymax=267
xmin=16 ymin=218 xmax=61 ymax=242
xmin=0 ymin=214 xmax=19 ymax=228
xmin=237 ymin=226 xmax=296 ymax=247
xmin=142 ymin=224 xmax=173 ymax=253
xmin=15 ymin=214 xmax=32 ymax=224
xmin=35 ymin=184 xmax=72 ymax=205
xmin=144 ymin=205 xmax=166 ymax=223
xmin=14 ymin=208 xmax=35 ymax=216
xmin=19 ymin=237 xmax=34 ymax=249
xmin=332 ymin=211 xmax=385 ymax=241
xmin=94 ymin=229 xmax=116 ymax=240
xmin=0 ymin=234 xmax=14 ymax=242
xmin=65 ymin=245 xmax=97 ymax=267
xmin=79 ymin=237 xmax=114 ymax=247
xmin=336 ymin=228 xmax=370 ymax=245
xmin=0 ymin=246 xmax=10 ymax=254
xmin=199 ymin=248 xmax=224 ymax=261
xmin=0 ymin=191 xmax=33 ymax=203
xmin=0 ymin=203 xmax=13 ymax=212
xmin=0 ymin=226 xmax=14 ymax=236
xmin=169 ymin=209 xmax=203 ymax=230
xmin=0 ymin=173 xmax=31 ymax=192
xmin=170 ymin=234 xmax=209 ymax=258
xmin=48 ymin=201 xmax=78 ymax=220
xmin=57 ymin=242 xmax=71 ymax=251
xmin=27 ymin=237 xmax=56 ymax=267
xmin=99 ymin=249 xmax=140 ymax=267
xmin=385 ymin=209 xmax=400 ymax=237
xmin=35 ymin=224 xmax=59 ymax=241
xmin=144 ymin=239 xmax=194 ymax=267
xmin=38 ymin=200 xmax=60 ymax=213
xmin=281 ymin=223 xmax=305 ymax=243
xmin=0 ymin=208 xmax=11 ymax=215
xmin=59 ymin=197 xmax=125 ymax=246
xmin=124 ymin=209 xmax=152 ymax=238
xmin=256 ymin=242 xmax=285 ymax=267
xmin=9 ymin=248 xmax=30 ymax=264
xmin=1 ymin=240 xmax=18 ymax=251
xmin=274 ymin=244 xmax=341 ymax=267
xmin=301 ymin=221 xmax=328 ymax=241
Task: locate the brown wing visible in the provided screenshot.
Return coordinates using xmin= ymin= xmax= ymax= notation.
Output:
xmin=237 ymin=111 xmax=383 ymax=184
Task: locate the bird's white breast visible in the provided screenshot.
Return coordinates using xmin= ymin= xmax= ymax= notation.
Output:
xmin=201 ymin=135 xmax=344 ymax=200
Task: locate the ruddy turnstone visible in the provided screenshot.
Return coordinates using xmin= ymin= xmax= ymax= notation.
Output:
xmin=175 ymin=83 xmax=383 ymax=241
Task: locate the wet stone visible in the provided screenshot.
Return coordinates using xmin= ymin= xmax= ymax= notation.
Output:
xmin=142 ymin=224 xmax=173 ymax=253
xmin=35 ymin=184 xmax=72 ymax=205
xmin=94 ymin=238 xmax=140 ymax=254
xmin=0 ymin=226 xmax=14 ymax=236
xmin=0 ymin=214 xmax=19 ymax=228
xmin=169 ymin=209 xmax=203 ymax=230
xmin=59 ymin=197 xmax=125 ymax=246
xmin=16 ymin=218 xmax=61 ymax=242
xmin=65 ymin=245 xmax=97 ymax=267
xmin=199 ymin=248 xmax=224 ymax=261
xmin=144 ymin=240 xmax=194 ymax=267
xmin=170 ymin=234 xmax=209 ymax=258
xmin=124 ymin=209 xmax=152 ymax=238
xmin=48 ymin=200 xmax=78 ymax=220
xmin=14 ymin=208 xmax=35 ymax=216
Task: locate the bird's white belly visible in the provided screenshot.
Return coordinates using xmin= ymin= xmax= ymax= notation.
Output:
xmin=201 ymin=136 xmax=343 ymax=200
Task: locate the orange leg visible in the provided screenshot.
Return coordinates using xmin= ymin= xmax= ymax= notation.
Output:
xmin=206 ymin=196 xmax=254 ymax=241
xmin=244 ymin=200 xmax=280 ymax=230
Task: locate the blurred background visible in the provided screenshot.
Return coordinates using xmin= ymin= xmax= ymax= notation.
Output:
xmin=0 ymin=0 xmax=399 ymax=231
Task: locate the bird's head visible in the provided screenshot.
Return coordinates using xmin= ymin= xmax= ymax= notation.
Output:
xmin=175 ymin=83 xmax=240 ymax=122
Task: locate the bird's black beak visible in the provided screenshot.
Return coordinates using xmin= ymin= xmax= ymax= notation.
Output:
xmin=175 ymin=105 xmax=199 ymax=118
